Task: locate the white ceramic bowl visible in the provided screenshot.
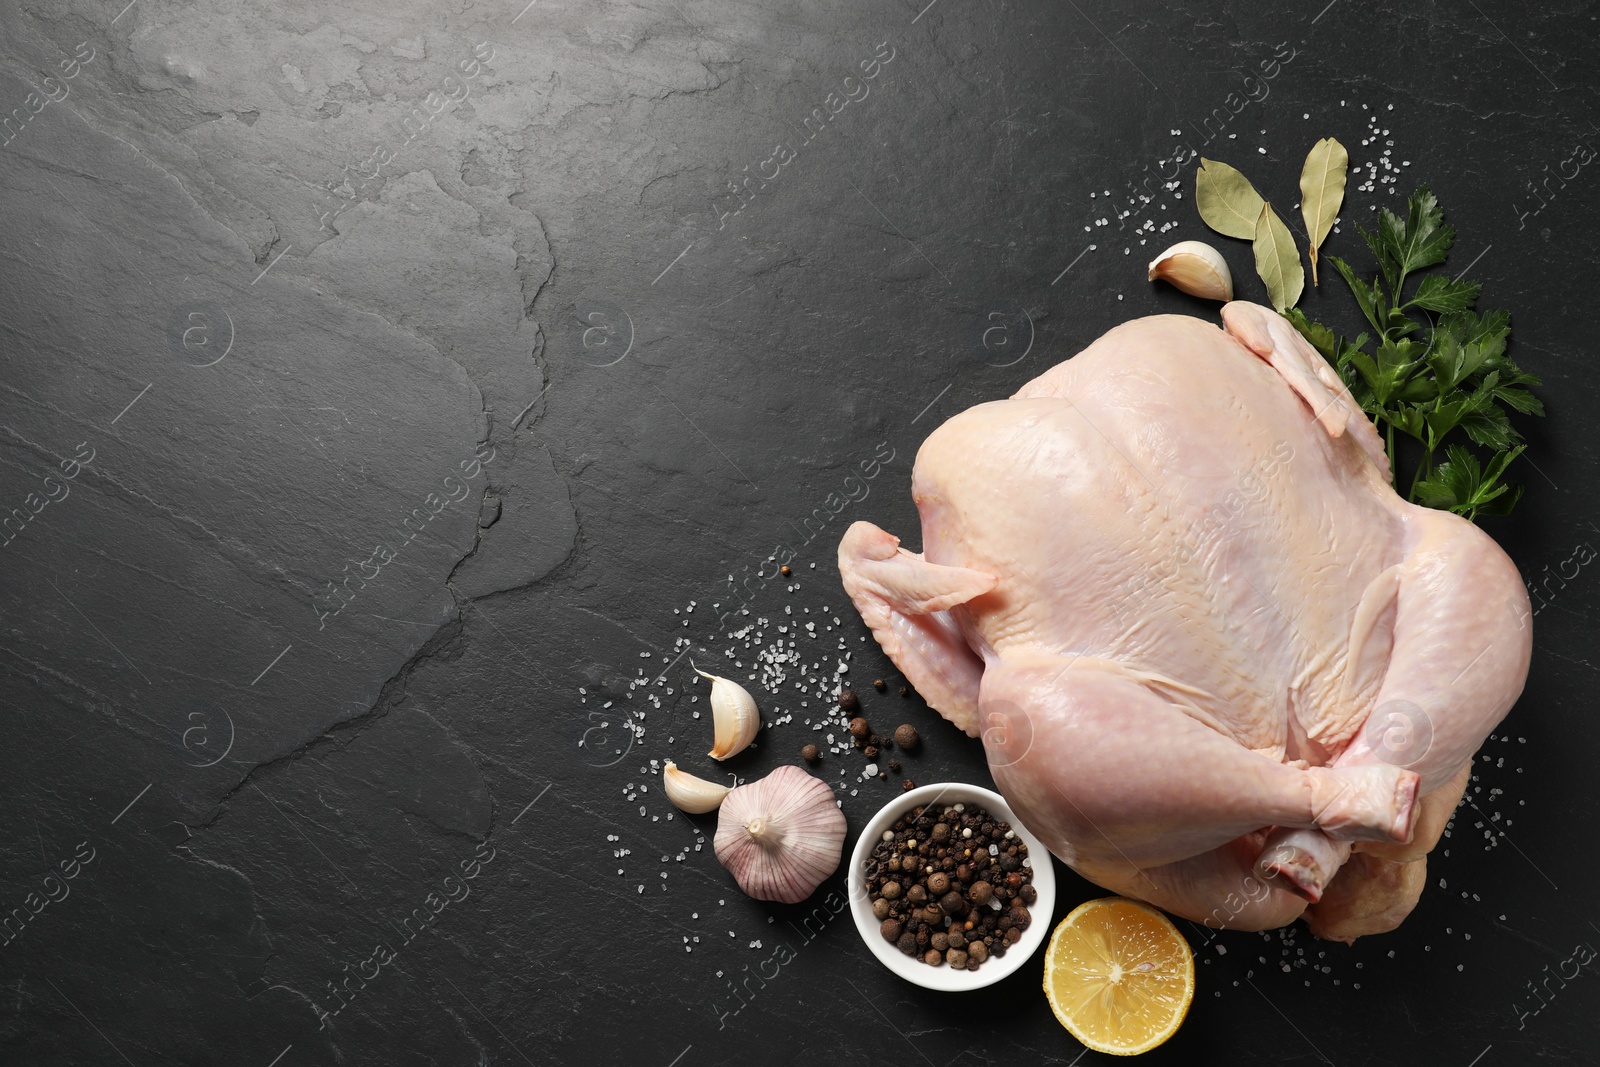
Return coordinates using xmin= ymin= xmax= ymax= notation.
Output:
xmin=847 ymin=782 xmax=1056 ymax=991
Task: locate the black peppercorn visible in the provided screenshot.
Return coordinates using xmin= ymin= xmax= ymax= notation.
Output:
xmin=873 ymin=678 xmax=887 ymax=692
xmin=864 ymin=796 xmax=1031 ymax=975
xmin=839 ymin=690 xmax=861 ymax=713
xmin=864 ymin=745 xmax=879 ymax=759
xmin=889 ymin=759 xmax=901 ymax=772
xmin=899 ymin=685 xmax=909 ymax=697
xmin=902 ymin=779 xmax=915 ymax=791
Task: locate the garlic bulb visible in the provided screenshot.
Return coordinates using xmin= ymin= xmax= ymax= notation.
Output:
xmin=662 ymin=760 xmax=731 ymax=814
xmin=1147 ymin=240 xmax=1234 ymax=301
xmin=697 ymin=666 xmax=760 ymax=760
xmin=714 ymin=765 xmax=846 ymax=904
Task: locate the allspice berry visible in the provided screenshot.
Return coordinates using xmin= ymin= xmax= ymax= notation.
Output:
xmin=839 ymin=689 xmax=861 ymax=713
xmin=801 ymin=743 xmax=820 ymax=763
xmin=873 ymin=678 xmax=887 ymax=692
xmin=862 ymin=797 xmax=1035 ymax=975
xmin=848 ymin=717 xmax=870 ymax=739
xmin=893 ymin=724 xmax=920 ymax=749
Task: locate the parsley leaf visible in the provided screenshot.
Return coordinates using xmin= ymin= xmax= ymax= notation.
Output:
xmin=1289 ymin=187 xmax=1542 ymax=522
xmin=1409 ymin=274 xmax=1481 ymax=314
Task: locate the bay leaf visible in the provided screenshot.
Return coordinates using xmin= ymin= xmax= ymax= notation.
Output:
xmin=1299 ymin=136 xmax=1349 ymax=286
xmin=1252 ymin=201 xmax=1304 ymax=312
xmin=1195 ymin=158 xmax=1266 ymax=240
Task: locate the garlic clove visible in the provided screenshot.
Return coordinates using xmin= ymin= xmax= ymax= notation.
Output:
xmin=697 ymin=666 xmax=761 ymax=760
xmin=714 ymin=765 xmax=846 ymax=904
xmin=1147 ymin=240 xmax=1234 ymax=302
xmin=662 ymin=760 xmax=731 ymax=814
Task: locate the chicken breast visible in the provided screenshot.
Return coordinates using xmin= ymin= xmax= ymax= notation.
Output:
xmin=838 ymin=302 xmax=1531 ymax=940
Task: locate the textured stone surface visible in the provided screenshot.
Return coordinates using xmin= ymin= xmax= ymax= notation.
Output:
xmin=1 ymin=1 xmax=1597 ymax=1064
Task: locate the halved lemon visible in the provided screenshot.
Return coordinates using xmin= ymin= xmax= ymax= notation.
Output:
xmin=1042 ymin=897 xmax=1195 ymax=1056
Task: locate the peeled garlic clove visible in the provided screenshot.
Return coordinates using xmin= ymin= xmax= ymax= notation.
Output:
xmin=698 ymin=666 xmax=760 ymax=760
xmin=662 ymin=760 xmax=731 ymax=814
xmin=1147 ymin=240 xmax=1234 ymax=301
xmin=714 ymin=765 xmax=846 ymax=904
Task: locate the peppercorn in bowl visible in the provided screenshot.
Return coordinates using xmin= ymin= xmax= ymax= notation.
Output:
xmin=848 ymin=783 xmax=1056 ymax=991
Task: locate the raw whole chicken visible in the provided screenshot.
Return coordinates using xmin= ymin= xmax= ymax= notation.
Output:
xmin=838 ymin=302 xmax=1531 ymax=941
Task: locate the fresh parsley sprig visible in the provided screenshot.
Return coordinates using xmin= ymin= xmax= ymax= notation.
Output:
xmin=1285 ymin=187 xmax=1543 ymax=521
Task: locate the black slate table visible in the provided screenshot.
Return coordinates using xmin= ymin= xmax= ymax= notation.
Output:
xmin=2 ymin=1 xmax=1596 ymax=1064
